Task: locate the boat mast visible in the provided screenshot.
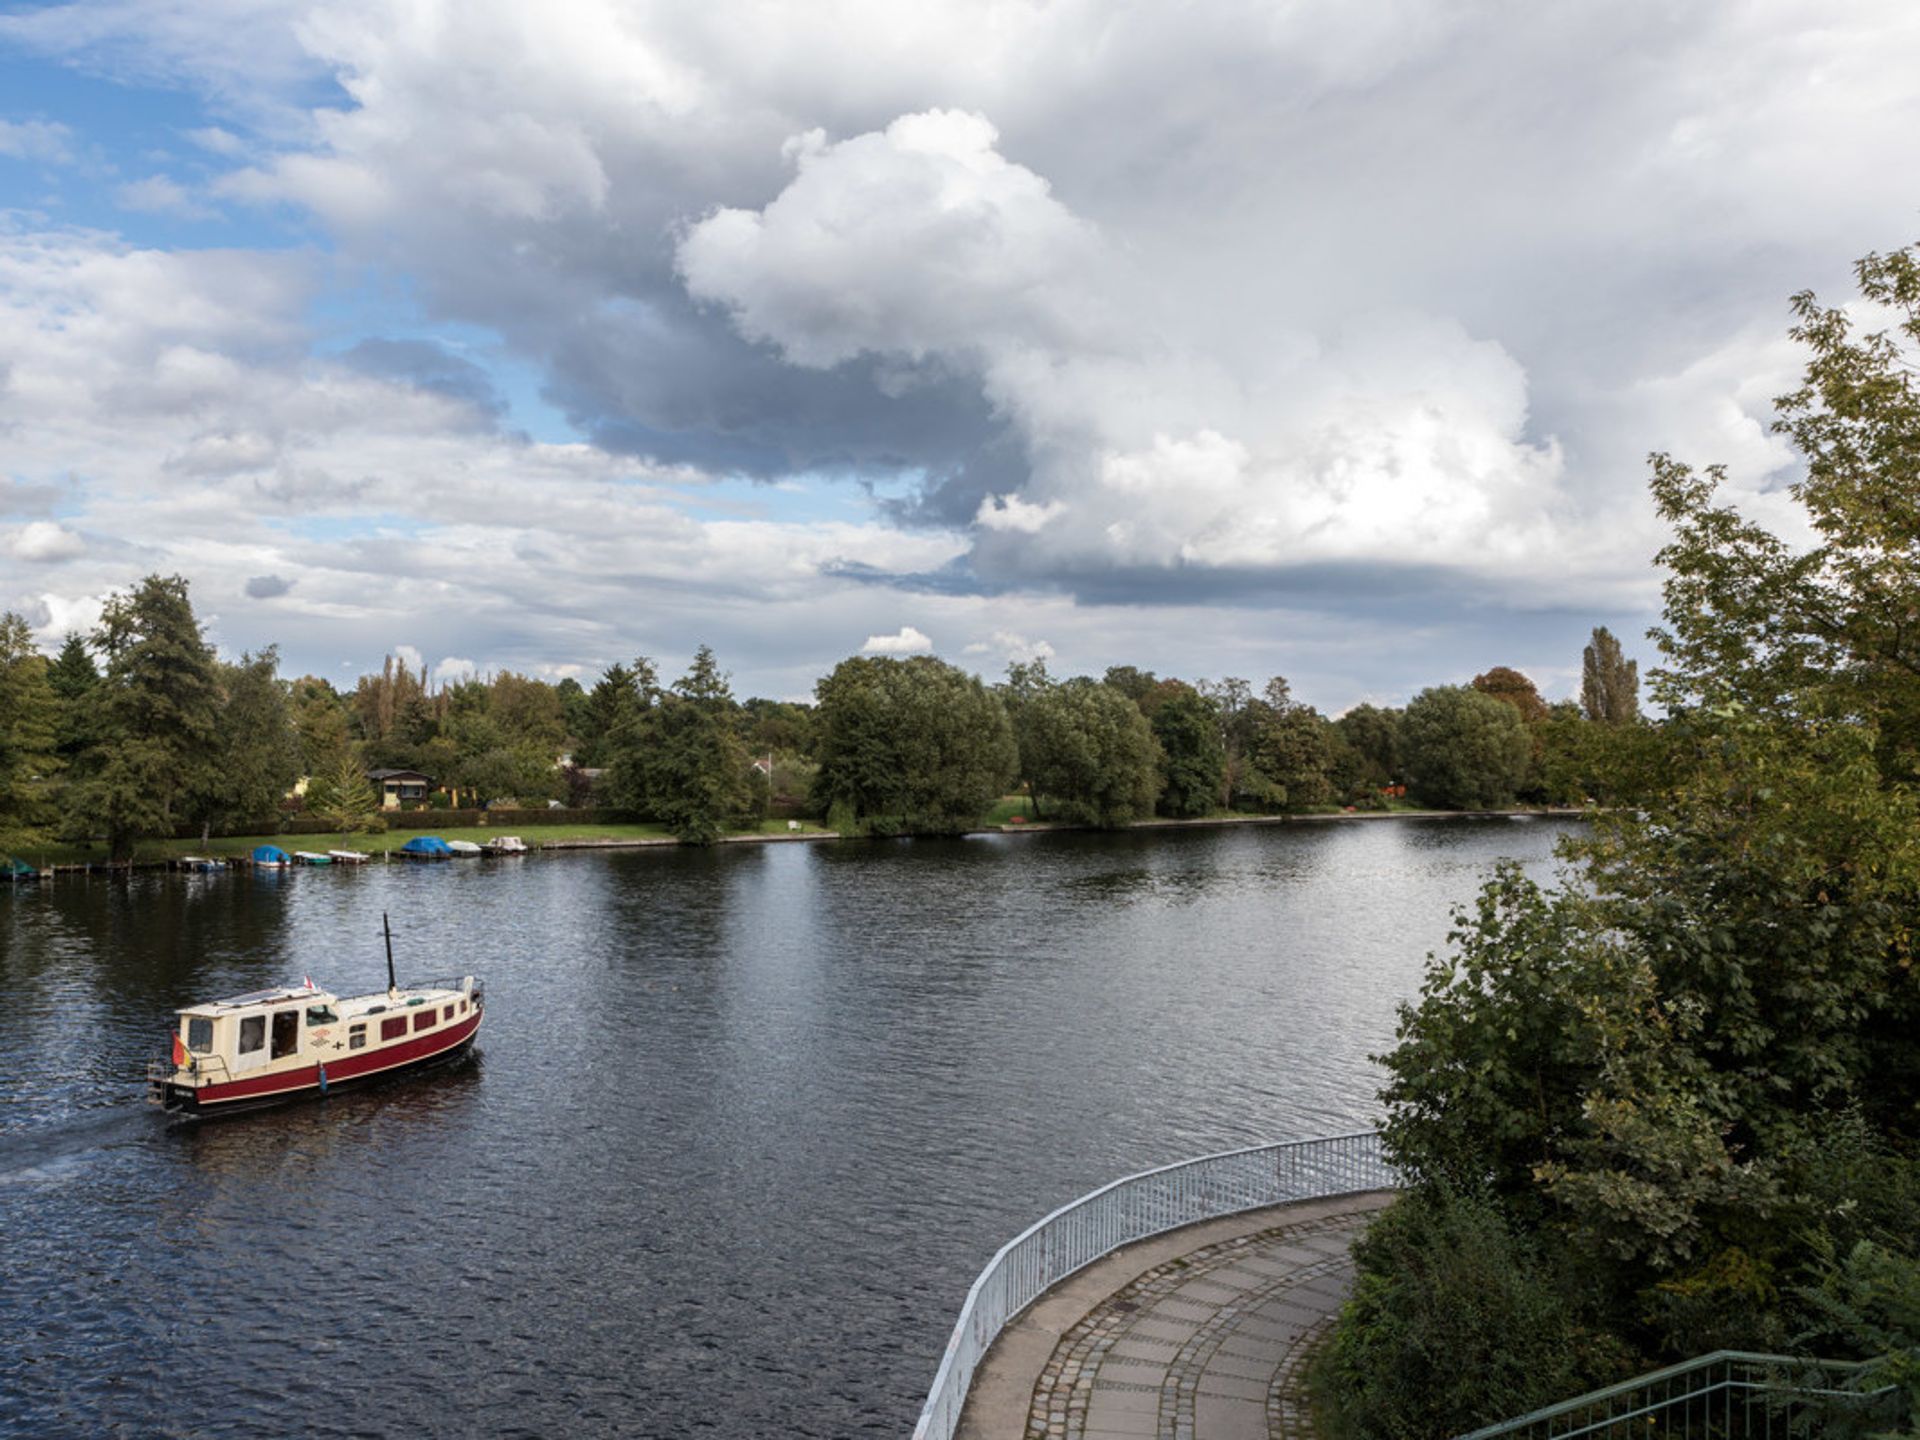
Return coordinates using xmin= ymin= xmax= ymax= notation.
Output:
xmin=383 ymin=911 xmax=397 ymax=996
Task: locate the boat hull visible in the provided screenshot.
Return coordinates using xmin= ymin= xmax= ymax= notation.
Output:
xmin=157 ymin=1010 xmax=482 ymax=1115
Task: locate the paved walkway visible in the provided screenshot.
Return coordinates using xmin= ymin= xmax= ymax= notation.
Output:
xmin=956 ymin=1192 xmax=1394 ymax=1440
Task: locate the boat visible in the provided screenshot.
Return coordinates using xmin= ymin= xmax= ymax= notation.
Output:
xmin=251 ymin=844 xmax=292 ymax=868
xmin=292 ymin=851 xmax=334 ymax=866
xmin=481 ymin=835 xmax=528 ymax=856
xmin=3 ymin=856 xmax=38 ymax=882
xmin=147 ymin=915 xmax=484 ymax=1115
xmin=397 ymin=835 xmax=453 ymax=860
xmin=175 ymin=855 xmax=224 ymax=873
xmin=328 ymin=849 xmax=370 ymax=864
xmin=446 ymin=839 xmax=482 ymax=857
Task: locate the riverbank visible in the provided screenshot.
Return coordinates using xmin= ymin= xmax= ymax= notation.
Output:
xmin=3 ymin=806 xmax=1586 ymax=877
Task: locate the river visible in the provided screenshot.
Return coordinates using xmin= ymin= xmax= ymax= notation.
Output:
xmin=0 ymin=817 xmax=1576 ymax=1438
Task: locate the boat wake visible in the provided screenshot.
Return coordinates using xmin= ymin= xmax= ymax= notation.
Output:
xmin=0 ymin=1106 xmax=149 ymax=1186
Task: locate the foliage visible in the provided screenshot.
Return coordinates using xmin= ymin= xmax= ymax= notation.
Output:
xmin=1246 ymin=686 xmax=1337 ymax=810
xmin=1794 ymin=1232 xmax=1920 ymax=1426
xmin=1473 ymin=665 xmax=1549 ymax=725
xmin=306 ymin=749 xmax=386 ymax=833
xmin=1401 ymin=684 xmax=1532 ymax=808
xmin=73 ymin=575 xmax=222 ymax=859
xmin=604 ymin=646 xmax=755 ymax=843
xmin=1314 ymin=1187 xmax=1632 ymax=1440
xmin=1335 ymin=703 xmax=1403 ymax=790
xmin=813 ymin=655 xmax=1016 ymax=834
xmin=1018 ymin=677 xmax=1161 ymax=826
xmin=1581 ymin=626 xmax=1640 ymax=724
xmin=198 ymin=647 xmax=301 ymax=836
xmin=1149 ymin=684 xmax=1224 ymax=817
xmin=0 ymin=612 xmax=61 ymax=854
xmin=47 ymin=632 xmax=98 ymax=768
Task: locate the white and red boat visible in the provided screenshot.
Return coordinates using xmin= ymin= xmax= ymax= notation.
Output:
xmin=147 ymin=917 xmax=484 ymax=1115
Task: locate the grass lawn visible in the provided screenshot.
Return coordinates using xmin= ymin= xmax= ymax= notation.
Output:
xmin=983 ymin=794 xmax=1041 ymax=825
xmin=12 ymin=817 xmax=834 ymax=867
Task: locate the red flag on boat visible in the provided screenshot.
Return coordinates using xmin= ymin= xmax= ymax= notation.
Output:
xmin=171 ymin=1033 xmax=187 ymax=1067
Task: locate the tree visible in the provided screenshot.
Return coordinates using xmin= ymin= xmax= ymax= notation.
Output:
xmin=197 ymin=648 xmax=300 ymax=837
xmin=47 ymin=632 xmax=98 ymax=769
xmin=1245 ymin=678 xmax=1337 ymax=811
xmin=74 ymin=575 xmax=221 ymax=859
xmin=1400 ymin=685 xmax=1532 ymax=809
xmin=1150 ymin=684 xmax=1224 ymax=817
xmin=1196 ymin=676 xmax=1260 ymax=808
xmin=813 ymin=655 xmax=1016 ymax=834
xmin=604 ymin=646 xmax=754 ymax=843
xmin=1020 ymin=678 xmax=1161 ymax=826
xmin=1472 ymin=666 xmax=1549 ymax=726
xmin=1580 ymin=627 xmax=1640 ymax=725
xmin=306 ymin=749 xmax=385 ymax=833
xmin=574 ymin=660 xmax=656 ymax=768
xmin=0 ymin=613 xmax=60 ymax=854
xmin=1336 ymin=703 xmax=1404 ymax=789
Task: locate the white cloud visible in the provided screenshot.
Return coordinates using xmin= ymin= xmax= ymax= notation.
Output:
xmin=861 ymin=625 xmax=932 ymax=656
xmin=976 ymin=493 xmax=1064 ymax=534
xmin=391 ymin=644 xmax=425 ymax=673
xmin=116 ymin=174 xmax=216 ymax=219
xmin=10 ymin=521 xmax=86 ymax=562
xmin=434 ymin=655 xmax=477 ymax=684
xmin=0 ymin=118 xmax=73 ymax=163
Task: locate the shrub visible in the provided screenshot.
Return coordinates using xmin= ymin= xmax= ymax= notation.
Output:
xmin=1313 ymin=1188 xmax=1633 ymax=1440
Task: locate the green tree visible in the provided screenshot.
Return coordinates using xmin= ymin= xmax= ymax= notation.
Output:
xmin=813 ymin=655 xmax=1016 ymax=834
xmin=0 ymin=614 xmax=61 ymax=854
xmin=1021 ymin=677 xmax=1161 ymax=826
xmin=75 ymin=575 xmax=221 ymax=859
xmin=306 ymin=749 xmax=386 ymax=833
xmin=1401 ymin=685 xmax=1532 ymax=809
xmin=47 ymin=632 xmax=98 ymax=769
xmin=1580 ymin=626 xmax=1640 ymax=724
xmin=1245 ymin=678 xmax=1336 ymax=811
xmin=197 ymin=648 xmax=300 ymax=837
xmin=574 ymin=660 xmax=656 ymax=768
xmin=1150 ymin=684 xmax=1224 ymax=817
xmin=605 ymin=646 xmax=754 ymax=843
xmin=1335 ymin=703 xmax=1404 ymax=790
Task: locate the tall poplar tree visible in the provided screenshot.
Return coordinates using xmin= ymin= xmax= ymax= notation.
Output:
xmin=76 ymin=575 xmax=221 ymax=859
xmin=1580 ymin=627 xmax=1639 ymax=724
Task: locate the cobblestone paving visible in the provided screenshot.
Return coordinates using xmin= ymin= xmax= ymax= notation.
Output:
xmin=1023 ymin=1210 xmax=1370 ymax=1440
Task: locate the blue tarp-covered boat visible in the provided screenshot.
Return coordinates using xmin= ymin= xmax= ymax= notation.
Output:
xmin=251 ymin=845 xmax=292 ymax=867
xmin=3 ymin=857 xmax=38 ymax=881
xmin=398 ymin=836 xmax=454 ymax=859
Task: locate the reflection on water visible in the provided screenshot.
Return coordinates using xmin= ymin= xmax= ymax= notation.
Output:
xmin=0 ymin=818 xmax=1575 ymax=1437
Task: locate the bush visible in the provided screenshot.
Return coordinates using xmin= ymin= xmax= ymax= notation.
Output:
xmin=1313 ymin=1189 xmax=1633 ymax=1440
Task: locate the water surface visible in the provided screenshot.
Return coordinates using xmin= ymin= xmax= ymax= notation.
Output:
xmin=0 ymin=818 xmax=1575 ymax=1437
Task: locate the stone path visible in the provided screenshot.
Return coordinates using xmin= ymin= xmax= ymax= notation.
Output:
xmin=956 ymin=1193 xmax=1391 ymax=1440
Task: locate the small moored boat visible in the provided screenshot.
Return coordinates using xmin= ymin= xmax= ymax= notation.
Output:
xmin=292 ymin=850 xmax=334 ymax=866
xmin=397 ymin=836 xmax=453 ymax=860
xmin=251 ymin=845 xmax=292 ymax=868
xmin=446 ymin=840 xmax=483 ymax=857
xmin=147 ymin=915 xmax=484 ymax=1115
xmin=174 ymin=855 xmax=224 ymax=873
xmin=481 ymin=835 xmax=528 ymax=856
xmin=328 ymin=849 xmax=370 ymax=864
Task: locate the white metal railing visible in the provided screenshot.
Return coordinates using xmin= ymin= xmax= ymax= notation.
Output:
xmin=911 ymin=1130 xmax=1394 ymax=1440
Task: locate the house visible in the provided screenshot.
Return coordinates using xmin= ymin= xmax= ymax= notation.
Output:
xmin=366 ymin=769 xmax=434 ymax=809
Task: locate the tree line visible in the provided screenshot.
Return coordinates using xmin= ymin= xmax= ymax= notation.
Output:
xmin=1313 ymin=242 xmax=1920 ymax=1434
xmin=0 ymin=579 xmax=1644 ymax=858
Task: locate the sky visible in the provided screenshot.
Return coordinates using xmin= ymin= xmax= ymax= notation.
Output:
xmin=1 ymin=1 xmax=1916 ymax=709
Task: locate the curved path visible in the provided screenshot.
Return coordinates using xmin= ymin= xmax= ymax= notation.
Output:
xmin=955 ymin=1192 xmax=1393 ymax=1440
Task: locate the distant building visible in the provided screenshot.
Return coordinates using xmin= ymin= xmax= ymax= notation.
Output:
xmin=366 ymin=769 xmax=434 ymax=809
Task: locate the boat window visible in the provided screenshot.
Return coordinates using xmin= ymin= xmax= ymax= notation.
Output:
xmin=459 ymin=1001 xmax=467 ymax=1016
xmin=380 ymin=1017 xmax=406 ymax=1041
xmin=414 ymin=1010 xmax=437 ymax=1032
xmin=186 ymin=1018 xmax=214 ymax=1053
xmin=306 ymin=1006 xmax=338 ymax=1026
xmin=349 ymin=1032 xmax=367 ymax=1050
xmin=239 ymin=1015 xmax=265 ymax=1053
xmin=442 ymin=1005 xmax=454 ymax=1020
xmin=271 ymin=1010 xmax=299 ymax=1059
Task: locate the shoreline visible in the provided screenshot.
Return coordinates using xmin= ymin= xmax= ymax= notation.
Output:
xmin=5 ymin=806 xmax=1589 ymax=878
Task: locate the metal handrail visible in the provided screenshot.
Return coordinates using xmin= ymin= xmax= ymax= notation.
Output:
xmin=911 ymin=1130 xmax=1394 ymax=1440
xmin=1454 ymin=1348 xmax=1904 ymax=1440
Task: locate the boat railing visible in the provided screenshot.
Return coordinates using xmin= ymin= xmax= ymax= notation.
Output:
xmin=406 ymin=975 xmax=474 ymax=997
xmin=911 ymin=1130 xmax=1395 ymax=1440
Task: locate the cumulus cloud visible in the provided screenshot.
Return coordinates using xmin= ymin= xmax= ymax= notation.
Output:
xmin=10 ymin=521 xmax=86 ymax=562
xmin=434 ymin=655 xmax=478 ymax=684
xmin=116 ymin=174 xmax=215 ymax=219
xmin=861 ymin=625 xmax=932 ymax=656
xmin=245 ymin=573 xmax=293 ymax=598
